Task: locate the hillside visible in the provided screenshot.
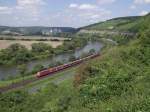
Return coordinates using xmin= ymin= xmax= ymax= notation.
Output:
xmin=81 ymin=13 xmax=150 ymax=33
xmin=0 ymin=26 xmax=77 ymax=36
xmin=0 ymin=14 xmax=150 ymax=112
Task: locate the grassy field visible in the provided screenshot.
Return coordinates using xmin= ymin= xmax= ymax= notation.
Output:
xmin=0 ymin=40 xmax=63 ymax=49
xmin=0 ymin=75 xmax=35 ymax=88
xmin=24 ymin=67 xmax=77 ymax=93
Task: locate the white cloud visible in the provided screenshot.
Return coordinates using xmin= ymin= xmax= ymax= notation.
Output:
xmin=0 ymin=0 xmax=46 ymax=26
xmin=139 ymin=10 xmax=149 ymax=15
xmin=57 ymin=5 xmax=112 ymax=27
xmin=17 ymin=0 xmax=45 ymax=6
xmin=67 ymin=3 xmax=111 ymax=26
xmin=0 ymin=0 xmax=45 ymax=16
xmin=97 ymin=0 xmax=116 ymax=5
xmin=16 ymin=0 xmax=45 ymax=13
xmin=78 ymin=4 xmax=97 ymax=10
xmin=15 ymin=0 xmax=44 ymax=18
xmin=130 ymin=5 xmax=136 ymax=9
xmin=145 ymin=0 xmax=150 ymax=3
xmin=14 ymin=0 xmax=46 ymax=20
xmin=0 ymin=0 xmax=112 ymax=27
xmin=134 ymin=0 xmax=150 ymax=4
xmin=69 ymin=3 xmax=97 ymax=10
xmin=91 ymin=14 xmax=100 ymax=19
xmin=134 ymin=0 xmax=143 ymax=4
xmin=0 ymin=6 xmax=8 ymax=10
xmin=0 ymin=6 xmax=12 ymax=14
xmin=69 ymin=3 xmax=78 ymax=8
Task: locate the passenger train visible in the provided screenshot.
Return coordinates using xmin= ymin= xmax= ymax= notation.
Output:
xmin=36 ymin=53 xmax=100 ymax=78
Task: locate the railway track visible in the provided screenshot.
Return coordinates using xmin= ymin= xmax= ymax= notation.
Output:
xmin=0 ymin=63 xmax=79 ymax=93
xmin=0 ymin=68 xmax=72 ymax=93
xmin=0 ymin=53 xmax=100 ymax=93
xmin=0 ymin=77 xmax=37 ymax=93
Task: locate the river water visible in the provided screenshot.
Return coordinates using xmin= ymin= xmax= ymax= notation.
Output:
xmin=0 ymin=42 xmax=103 ymax=80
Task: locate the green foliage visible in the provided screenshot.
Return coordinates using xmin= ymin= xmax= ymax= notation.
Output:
xmin=49 ymin=61 xmax=64 ymax=68
xmin=54 ymin=37 xmax=88 ymax=54
xmin=0 ymin=91 xmax=28 ymax=112
xmin=31 ymin=64 xmax=45 ymax=74
xmin=84 ymin=16 xmax=140 ymax=31
xmin=17 ymin=64 xmax=27 ymax=76
xmin=0 ymin=37 xmax=88 ymax=66
xmin=83 ymin=14 xmax=150 ymax=33
xmin=0 ymin=30 xmax=150 ymax=111
xmin=89 ymin=49 xmax=96 ymax=55
xmin=111 ymin=34 xmax=134 ymax=45
xmin=0 ymin=14 xmax=150 ymax=112
xmin=74 ymin=29 xmax=150 ymax=111
xmin=31 ymin=43 xmax=54 ymax=56
xmin=0 ymin=43 xmax=32 ymax=65
xmin=57 ymin=96 xmax=71 ymax=112
xmin=69 ymin=55 xmax=76 ymax=61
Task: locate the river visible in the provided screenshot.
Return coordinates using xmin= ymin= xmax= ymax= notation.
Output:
xmin=0 ymin=41 xmax=103 ymax=80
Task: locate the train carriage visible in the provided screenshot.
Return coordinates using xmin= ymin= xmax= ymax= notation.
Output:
xmin=36 ymin=53 xmax=100 ymax=78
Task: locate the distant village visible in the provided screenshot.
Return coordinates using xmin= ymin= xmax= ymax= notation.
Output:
xmin=42 ymin=28 xmax=62 ymax=36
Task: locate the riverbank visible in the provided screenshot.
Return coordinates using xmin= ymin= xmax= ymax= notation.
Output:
xmin=0 ymin=52 xmax=101 ymax=92
xmin=0 ymin=37 xmax=116 ymax=91
xmin=0 ymin=40 xmax=102 ymax=80
xmin=0 ymin=37 xmax=88 ymax=66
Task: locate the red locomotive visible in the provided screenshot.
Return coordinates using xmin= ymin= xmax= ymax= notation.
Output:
xmin=36 ymin=53 xmax=100 ymax=78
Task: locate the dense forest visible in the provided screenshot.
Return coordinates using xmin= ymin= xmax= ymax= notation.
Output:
xmin=0 ymin=14 xmax=150 ymax=112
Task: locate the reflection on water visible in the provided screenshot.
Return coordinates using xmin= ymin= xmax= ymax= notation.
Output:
xmin=0 ymin=41 xmax=103 ymax=80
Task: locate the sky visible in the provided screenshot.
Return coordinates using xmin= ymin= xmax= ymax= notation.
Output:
xmin=0 ymin=0 xmax=150 ymax=27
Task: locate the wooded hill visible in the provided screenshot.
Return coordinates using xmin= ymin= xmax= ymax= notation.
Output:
xmin=80 ymin=13 xmax=150 ymax=33
xmin=0 ymin=26 xmax=76 ymax=36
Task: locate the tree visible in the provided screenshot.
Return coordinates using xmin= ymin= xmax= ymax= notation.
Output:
xmin=89 ymin=49 xmax=96 ymax=55
xmin=31 ymin=43 xmax=53 ymax=54
xmin=0 ymin=43 xmax=32 ymax=65
xmin=17 ymin=64 xmax=27 ymax=85
xmin=18 ymin=64 xmax=27 ymax=75
xmin=32 ymin=64 xmax=45 ymax=73
xmin=69 ymin=55 xmax=76 ymax=61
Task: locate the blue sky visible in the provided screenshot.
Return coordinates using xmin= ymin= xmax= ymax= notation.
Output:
xmin=0 ymin=0 xmax=150 ymax=27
